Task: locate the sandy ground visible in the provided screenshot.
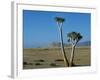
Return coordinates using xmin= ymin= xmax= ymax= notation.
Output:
xmin=23 ymin=46 xmax=90 ymax=69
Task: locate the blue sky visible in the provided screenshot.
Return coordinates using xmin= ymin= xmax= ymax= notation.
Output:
xmin=23 ymin=10 xmax=91 ymax=48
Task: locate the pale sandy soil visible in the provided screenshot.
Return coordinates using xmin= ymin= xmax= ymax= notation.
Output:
xmin=23 ymin=46 xmax=90 ymax=69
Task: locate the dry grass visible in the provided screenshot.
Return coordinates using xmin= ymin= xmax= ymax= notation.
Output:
xmin=23 ymin=46 xmax=90 ymax=69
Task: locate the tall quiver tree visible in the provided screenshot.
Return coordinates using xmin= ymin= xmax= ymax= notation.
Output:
xmin=67 ymin=32 xmax=82 ymax=66
xmin=55 ymin=17 xmax=69 ymax=67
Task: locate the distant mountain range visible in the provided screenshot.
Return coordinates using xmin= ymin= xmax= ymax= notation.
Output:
xmin=77 ymin=41 xmax=91 ymax=46
xmin=48 ymin=41 xmax=91 ymax=47
xmin=24 ymin=41 xmax=91 ymax=48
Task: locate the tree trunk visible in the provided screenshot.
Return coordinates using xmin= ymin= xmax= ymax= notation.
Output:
xmin=59 ymin=28 xmax=69 ymax=67
xmin=69 ymin=45 xmax=75 ymax=67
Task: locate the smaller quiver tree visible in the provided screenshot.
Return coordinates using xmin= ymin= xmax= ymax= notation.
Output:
xmin=67 ymin=32 xmax=82 ymax=66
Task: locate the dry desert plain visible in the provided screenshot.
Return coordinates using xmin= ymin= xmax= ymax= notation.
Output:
xmin=23 ymin=46 xmax=90 ymax=69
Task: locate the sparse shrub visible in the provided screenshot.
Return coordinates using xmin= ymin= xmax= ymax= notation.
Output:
xmin=35 ymin=63 xmax=41 ymax=65
xmin=23 ymin=62 xmax=28 ymax=65
xmin=50 ymin=63 xmax=57 ymax=67
xmin=55 ymin=59 xmax=64 ymax=62
xmin=44 ymin=48 xmax=49 ymax=50
xmin=28 ymin=63 xmax=33 ymax=65
xmin=23 ymin=62 xmax=33 ymax=65
xmin=34 ymin=59 xmax=45 ymax=62
xmin=38 ymin=59 xmax=45 ymax=62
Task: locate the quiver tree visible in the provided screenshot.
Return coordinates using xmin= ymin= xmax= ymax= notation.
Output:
xmin=67 ymin=32 xmax=82 ymax=66
xmin=55 ymin=17 xmax=69 ymax=67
